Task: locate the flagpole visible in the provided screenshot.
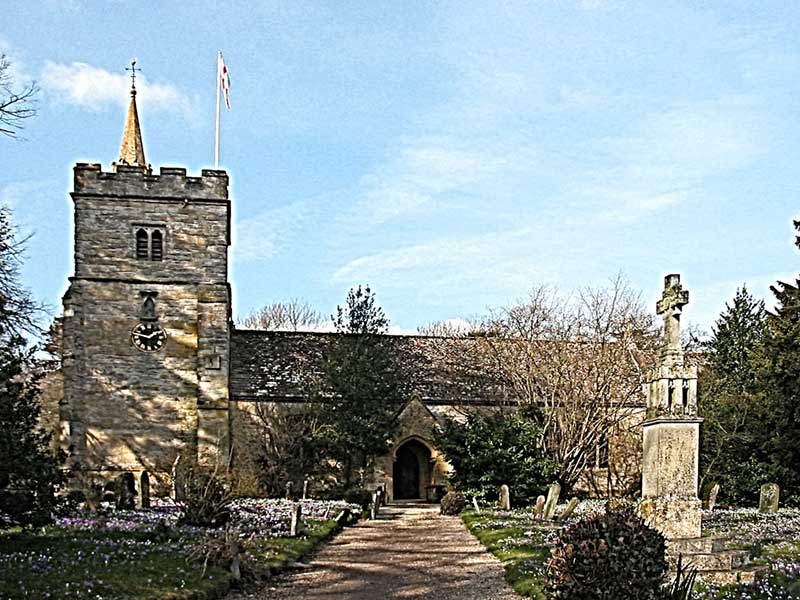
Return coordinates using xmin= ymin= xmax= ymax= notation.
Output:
xmin=214 ymin=50 xmax=221 ymax=168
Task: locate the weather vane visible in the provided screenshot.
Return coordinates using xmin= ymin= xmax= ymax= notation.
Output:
xmin=125 ymin=57 xmax=140 ymax=91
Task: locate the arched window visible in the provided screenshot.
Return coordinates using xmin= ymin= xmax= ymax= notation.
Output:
xmin=142 ymin=296 xmax=156 ymax=319
xmin=135 ymin=229 xmax=149 ymax=259
xmin=151 ymin=230 xmax=163 ymax=261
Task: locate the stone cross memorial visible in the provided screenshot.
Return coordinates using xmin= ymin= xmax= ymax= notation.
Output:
xmin=499 ymin=484 xmax=511 ymax=510
xmin=640 ymin=274 xmax=703 ymax=540
xmin=759 ymin=483 xmax=780 ymax=514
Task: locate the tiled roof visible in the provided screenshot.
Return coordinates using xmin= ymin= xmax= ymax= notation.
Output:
xmin=229 ymin=329 xmax=514 ymax=405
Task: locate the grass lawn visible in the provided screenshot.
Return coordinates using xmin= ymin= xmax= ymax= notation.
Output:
xmin=0 ymin=499 xmax=357 ymax=600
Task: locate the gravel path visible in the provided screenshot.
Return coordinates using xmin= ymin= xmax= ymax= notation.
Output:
xmin=229 ymin=503 xmax=523 ymax=600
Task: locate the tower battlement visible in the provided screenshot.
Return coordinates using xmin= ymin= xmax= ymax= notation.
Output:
xmin=73 ymin=163 xmax=229 ymax=200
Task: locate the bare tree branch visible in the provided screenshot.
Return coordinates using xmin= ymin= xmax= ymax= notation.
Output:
xmin=238 ymin=299 xmax=323 ymax=331
xmin=0 ymin=55 xmax=38 ymax=140
xmin=475 ymin=275 xmax=662 ymax=491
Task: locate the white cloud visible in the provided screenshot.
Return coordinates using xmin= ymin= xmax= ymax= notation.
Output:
xmin=345 ymin=136 xmax=513 ymax=229
xmin=332 ymin=226 xmax=534 ymax=284
xmin=234 ymin=200 xmax=314 ymax=263
xmin=40 ymin=61 xmax=196 ymax=119
xmin=569 ymin=99 xmax=765 ymax=223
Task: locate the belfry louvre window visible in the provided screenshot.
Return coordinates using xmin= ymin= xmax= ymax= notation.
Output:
xmin=133 ymin=226 xmax=166 ymax=261
xmin=135 ymin=228 xmax=149 ymax=259
xmin=151 ymin=230 xmax=163 ymax=261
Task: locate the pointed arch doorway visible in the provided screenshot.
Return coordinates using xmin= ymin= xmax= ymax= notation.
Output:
xmin=393 ymin=439 xmax=432 ymax=500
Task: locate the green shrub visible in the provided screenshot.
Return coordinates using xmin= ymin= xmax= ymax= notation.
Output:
xmin=440 ymin=491 xmax=466 ymax=515
xmin=341 ymin=488 xmax=372 ymax=511
xmin=433 ymin=410 xmax=557 ymax=506
xmin=546 ymin=508 xmax=667 ymax=600
xmin=178 ymin=466 xmax=232 ymax=528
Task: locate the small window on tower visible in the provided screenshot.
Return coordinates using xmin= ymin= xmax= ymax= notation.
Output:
xmin=151 ymin=230 xmax=163 ymax=261
xmin=135 ymin=229 xmax=149 ymax=259
xmin=133 ymin=225 xmax=166 ymax=261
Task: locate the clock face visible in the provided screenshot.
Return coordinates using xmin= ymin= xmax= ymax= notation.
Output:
xmin=131 ymin=323 xmax=167 ymax=352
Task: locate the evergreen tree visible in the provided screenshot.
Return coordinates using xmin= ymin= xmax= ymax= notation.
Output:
xmin=753 ymin=223 xmax=800 ymax=503
xmin=320 ymin=286 xmax=402 ymax=489
xmin=0 ymin=207 xmax=63 ymax=527
xmin=699 ymin=286 xmax=767 ymax=504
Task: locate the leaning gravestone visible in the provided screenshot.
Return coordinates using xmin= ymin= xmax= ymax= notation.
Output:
xmin=472 ymin=497 xmax=481 ymax=513
xmin=558 ymin=497 xmax=579 ymax=520
xmin=543 ymin=483 xmax=561 ymax=520
xmin=172 ymin=455 xmax=186 ymax=501
xmin=759 ymin=483 xmax=780 ymax=514
xmin=707 ymin=483 xmax=720 ymax=511
xmin=499 ymin=484 xmax=511 ymax=510
xmin=290 ymin=503 xmax=302 ymax=537
xmin=534 ymin=495 xmax=546 ymax=519
xmin=138 ymin=471 xmax=151 ymax=509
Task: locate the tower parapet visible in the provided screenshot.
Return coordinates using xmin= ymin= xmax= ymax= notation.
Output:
xmin=74 ymin=163 xmax=229 ymax=201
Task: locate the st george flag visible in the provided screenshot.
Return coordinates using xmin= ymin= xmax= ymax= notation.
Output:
xmin=219 ymin=52 xmax=231 ymax=109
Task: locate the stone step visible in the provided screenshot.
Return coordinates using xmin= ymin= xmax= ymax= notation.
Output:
xmin=667 ymin=536 xmax=727 ymax=554
xmin=696 ymin=565 xmax=770 ymax=586
xmin=676 ymin=550 xmax=750 ymax=571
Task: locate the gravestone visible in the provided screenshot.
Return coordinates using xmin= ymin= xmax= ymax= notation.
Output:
xmin=336 ymin=508 xmax=350 ymax=527
xmin=534 ymin=495 xmax=546 ymax=519
xmin=559 ymin=497 xmax=579 ymax=520
xmin=472 ymin=497 xmax=481 ymax=513
xmin=138 ymin=471 xmax=151 ymax=509
xmin=707 ymin=483 xmax=720 ymax=511
xmin=543 ymin=483 xmax=561 ymax=520
xmin=228 ymin=527 xmax=241 ymax=581
xmin=499 ymin=484 xmax=511 ymax=510
xmin=115 ymin=472 xmax=136 ymax=509
xmin=285 ymin=481 xmax=294 ymax=499
xmin=759 ymin=483 xmax=780 ymax=514
xmin=302 ymin=479 xmax=309 ymax=500
xmin=370 ymin=491 xmax=379 ymax=520
xmin=172 ymin=455 xmax=186 ymax=501
xmin=290 ymin=503 xmax=302 ymax=537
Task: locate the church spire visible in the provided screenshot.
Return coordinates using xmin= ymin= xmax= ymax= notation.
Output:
xmin=117 ymin=58 xmax=146 ymax=168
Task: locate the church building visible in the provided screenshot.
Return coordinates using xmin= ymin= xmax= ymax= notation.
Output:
xmin=58 ymin=78 xmax=642 ymax=500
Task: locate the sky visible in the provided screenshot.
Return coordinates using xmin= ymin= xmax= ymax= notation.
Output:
xmin=2 ymin=1 xmax=800 ymax=335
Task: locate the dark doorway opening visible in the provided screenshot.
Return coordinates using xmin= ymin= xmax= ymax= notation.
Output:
xmin=393 ymin=439 xmax=431 ymax=500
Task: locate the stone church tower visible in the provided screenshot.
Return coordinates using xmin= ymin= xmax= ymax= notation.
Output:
xmin=60 ymin=76 xmax=232 ymax=487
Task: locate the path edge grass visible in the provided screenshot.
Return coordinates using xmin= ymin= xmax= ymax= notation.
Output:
xmin=461 ymin=510 xmax=550 ymax=599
